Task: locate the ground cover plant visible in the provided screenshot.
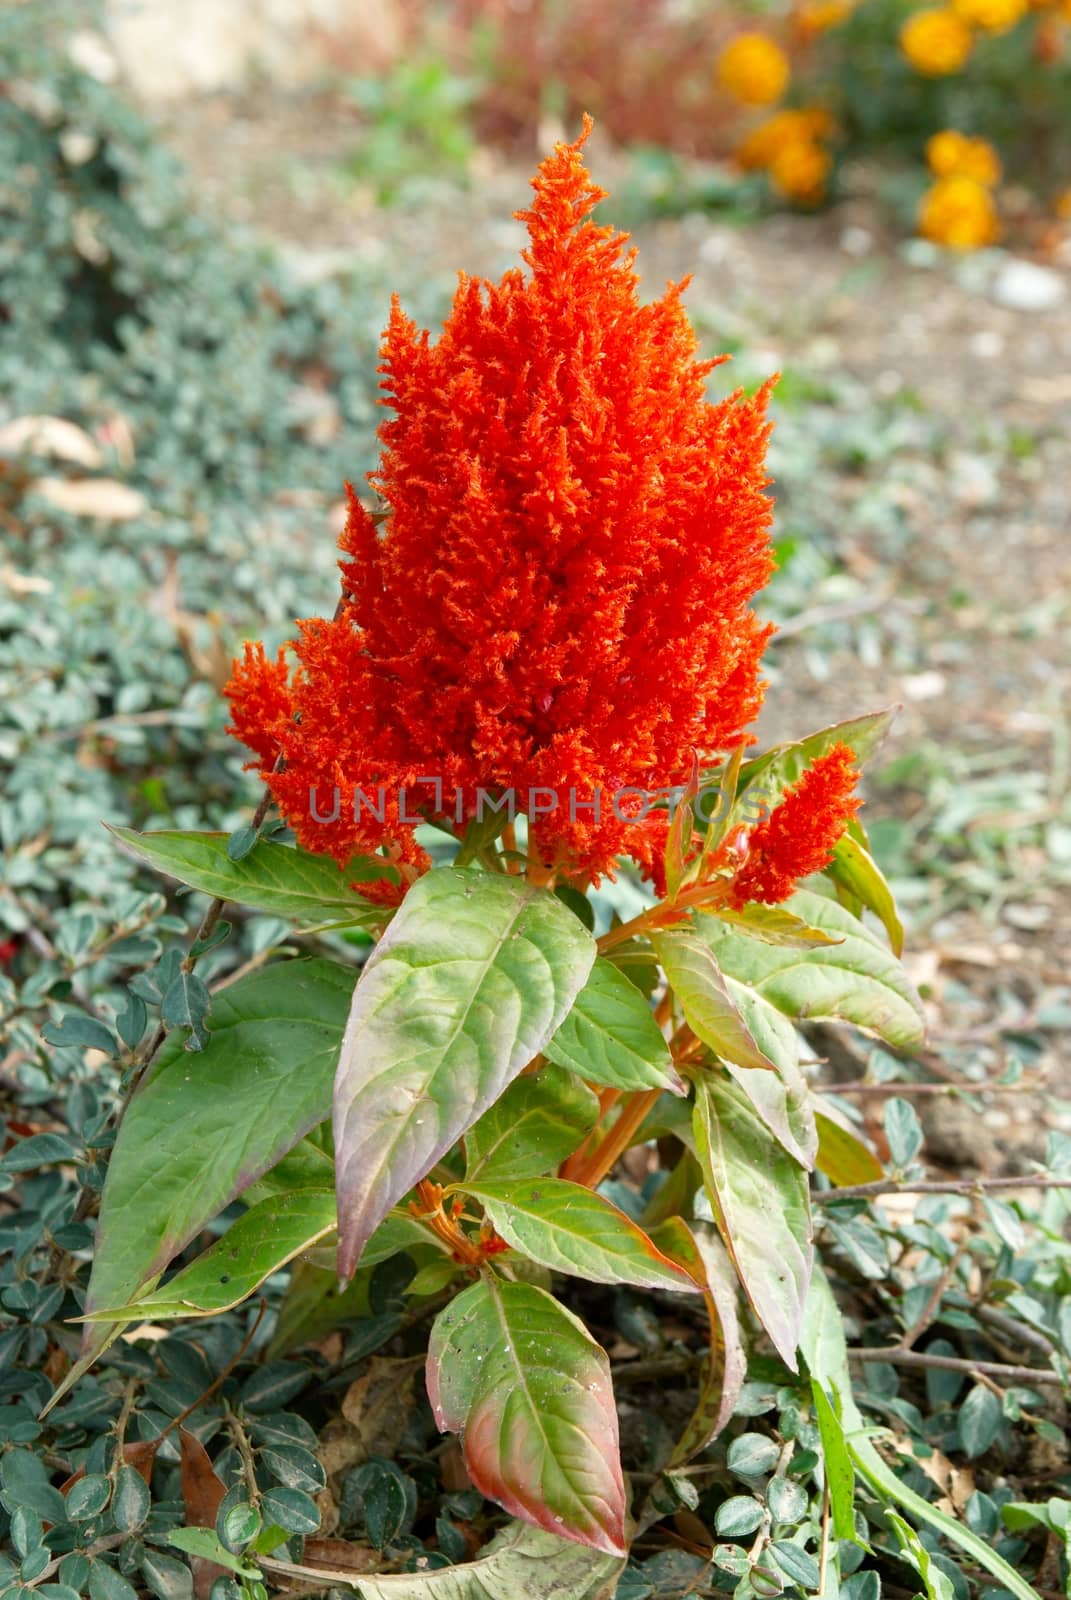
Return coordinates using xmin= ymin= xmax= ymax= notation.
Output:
xmin=3 ymin=12 xmax=1071 ymax=1600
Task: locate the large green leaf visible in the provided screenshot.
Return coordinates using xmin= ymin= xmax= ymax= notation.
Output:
xmin=733 ymin=709 xmax=898 ymax=818
xmin=652 ymin=1219 xmax=745 ymax=1462
xmin=427 ymin=1276 xmax=625 ymax=1556
xmin=82 ymin=1188 xmax=338 ymax=1320
xmin=83 ymin=959 xmax=353 ymax=1350
xmin=544 ymin=957 xmax=684 ymax=1096
xmin=709 ymin=903 xmax=844 ymax=948
xmin=108 ymin=827 xmax=387 ymax=926
xmin=826 ymin=829 xmax=904 ymax=957
xmin=724 ymin=1057 xmax=817 ymax=1171
xmin=356 ymin=1521 xmax=624 ymax=1599
xmin=457 ymin=1179 xmax=701 ymax=1292
xmin=464 ymin=1067 xmax=599 ymax=1183
xmin=333 ymin=868 xmax=596 ymax=1278
xmin=652 ymin=928 xmax=777 ymax=1072
xmin=693 ymin=1069 xmax=812 ymax=1370
xmin=700 ymin=889 xmax=924 ymax=1050
xmin=814 ymin=1103 xmax=885 ymax=1186
xmin=801 ymin=1269 xmax=1041 ymax=1600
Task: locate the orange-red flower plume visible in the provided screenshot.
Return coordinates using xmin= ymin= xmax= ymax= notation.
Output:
xmin=729 ymin=743 xmax=862 ymax=907
xmin=225 ymin=118 xmax=777 ymax=886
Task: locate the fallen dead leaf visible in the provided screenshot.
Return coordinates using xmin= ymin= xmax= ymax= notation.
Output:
xmin=180 ymin=1427 xmax=228 ymax=1600
xmin=1 ymin=565 xmax=53 ymax=596
xmin=0 ymin=415 xmax=103 ymax=469
xmin=36 ymin=476 xmax=147 ymax=521
xmin=917 ymin=1446 xmax=975 ymax=1516
xmin=319 ymin=1355 xmax=421 ymax=1478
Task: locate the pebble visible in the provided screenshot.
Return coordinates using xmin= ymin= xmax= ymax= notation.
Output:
xmin=991 ymin=258 xmax=1066 ymax=312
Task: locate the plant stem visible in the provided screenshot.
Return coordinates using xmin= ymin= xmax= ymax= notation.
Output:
xmin=845 ymin=1346 xmax=1065 ymax=1387
xmin=815 ymin=1174 xmax=1071 ymax=1203
xmin=570 ymin=1087 xmax=662 ymax=1188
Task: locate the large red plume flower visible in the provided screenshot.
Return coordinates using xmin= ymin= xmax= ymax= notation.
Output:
xmin=225 ymin=119 xmax=777 ymax=887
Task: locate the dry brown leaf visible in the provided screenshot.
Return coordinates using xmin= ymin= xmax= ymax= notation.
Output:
xmin=180 ymin=1427 xmax=228 ymax=1600
xmin=0 ymin=415 xmax=103 ymax=469
xmin=1 ymin=565 xmax=53 ymax=596
xmin=917 ymin=1446 xmax=975 ymax=1516
xmin=301 ymin=1539 xmax=381 ymax=1576
xmin=36 ymin=476 xmax=147 ymax=521
xmin=322 ymin=1355 xmax=421 ymax=1473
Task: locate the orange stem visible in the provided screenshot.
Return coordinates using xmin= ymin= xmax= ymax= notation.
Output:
xmin=569 ymin=1087 xmax=662 ymax=1189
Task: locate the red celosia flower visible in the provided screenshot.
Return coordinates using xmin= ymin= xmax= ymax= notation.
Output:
xmin=225 ymin=119 xmax=777 ymax=887
xmin=728 ymin=743 xmax=861 ymax=907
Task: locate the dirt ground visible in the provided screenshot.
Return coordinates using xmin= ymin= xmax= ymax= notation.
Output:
xmin=162 ymin=96 xmax=1071 ymax=1168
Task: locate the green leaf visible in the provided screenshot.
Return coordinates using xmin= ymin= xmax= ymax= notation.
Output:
xmin=76 ymin=960 xmax=353 ymax=1379
xmin=111 ymin=1466 xmax=150 ymax=1533
xmin=108 ymin=827 xmax=387 ymax=927
xmin=652 ymin=928 xmax=777 ymax=1072
xmin=699 ymin=889 xmax=925 ymax=1051
xmin=82 ymin=1188 xmax=338 ymax=1320
xmin=333 ymin=868 xmax=595 ymax=1278
xmin=714 ymin=1495 xmax=764 ymax=1536
xmin=958 ymin=1384 xmax=1002 ymax=1458
xmin=709 ymin=903 xmax=844 ymax=948
xmin=651 ymin=1219 xmax=746 ymax=1463
xmin=259 ymin=1487 xmax=320 ymax=1535
xmin=41 ymin=1013 xmax=117 ymax=1056
xmin=692 ymin=1070 xmax=812 ymax=1370
xmin=770 ymin=1542 xmax=821 ymax=1588
xmin=88 ymin=1562 xmax=137 ymax=1600
xmin=724 ymin=1054 xmax=817 ymax=1171
xmin=354 ymin=1520 xmax=625 ymax=1599
xmin=814 ymin=1105 xmax=885 ymax=1187
xmin=464 ymin=1066 xmax=599 ymax=1183
xmin=885 ymin=1511 xmax=956 ymax=1600
xmin=427 ymin=1276 xmax=626 ymax=1555
xmin=66 ymin=1475 xmax=111 ymax=1520
xmin=884 ymin=1097 xmax=923 ymax=1168
xmin=800 ymin=1268 xmax=1042 ymax=1600
xmin=735 ymin=710 xmax=898 ymax=813
xmin=544 ymin=957 xmax=684 ymax=1096
xmin=826 ymin=831 xmax=904 ymax=957
xmin=809 ymin=1380 xmax=858 ymax=1543
xmin=165 ymin=1530 xmax=260 ymax=1580
xmin=457 ymin=1179 xmax=701 ymax=1292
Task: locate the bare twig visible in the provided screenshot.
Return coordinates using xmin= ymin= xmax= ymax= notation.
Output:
xmin=846 ymin=1346 xmax=1065 ymax=1387
xmin=816 ymin=1174 xmax=1071 ymax=1203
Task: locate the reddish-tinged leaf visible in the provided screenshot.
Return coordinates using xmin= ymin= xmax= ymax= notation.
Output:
xmin=693 ymin=1068 xmax=812 ymax=1371
xmin=427 ymin=1276 xmax=626 ymax=1556
xmin=652 ymin=1218 xmax=746 ymax=1461
xmin=334 ymin=869 xmax=595 ymax=1279
xmin=653 ymin=928 xmax=777 ymax=1072
xmin=457 ymin=1178 xmax=702 ymax=1292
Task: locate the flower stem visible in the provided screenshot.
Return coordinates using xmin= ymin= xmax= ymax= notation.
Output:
xmin=568 ymin=1087 xmax=662 ymax=1189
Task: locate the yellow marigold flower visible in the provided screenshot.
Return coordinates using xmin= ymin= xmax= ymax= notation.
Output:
xmin=899 ymin=8 xmax=973 ymax=73
xmin=1055 ymin=188 xmax=1071 ymax=221
xmin=769 ymin=139 xmax=832 ymax=204
xmin=736 ymin=107 xmax=833 ymax=170
xmin=918 ymin=176 xmax=1001 ymax=248
xmin=925 ymin=130 xmax=1002 ymax=186
xmin=797 ymin=0 xmax=855 ymax=32
xmin=716 ymin=33 xmax=791 ymax=105
xmin=952 ymin=0 xmax=1028 ymax=29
